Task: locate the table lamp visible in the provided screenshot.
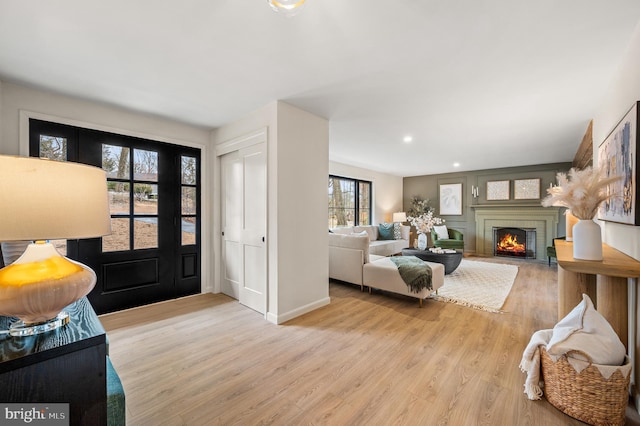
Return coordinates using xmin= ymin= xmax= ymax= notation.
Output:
xmin=0 ymin=155 xmax=111 ymax=336
xmin=393 ymin=212 xmax=407 ymax=223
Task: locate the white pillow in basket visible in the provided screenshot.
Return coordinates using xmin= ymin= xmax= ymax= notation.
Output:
xmin=547 ymin=294 xmax=625 ymax=366
xmin=433 ymin=225 xmax=449 ymax=240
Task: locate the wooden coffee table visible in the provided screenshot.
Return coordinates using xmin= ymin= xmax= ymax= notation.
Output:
xmin=401 ymin=248 xmax=463 ymax=274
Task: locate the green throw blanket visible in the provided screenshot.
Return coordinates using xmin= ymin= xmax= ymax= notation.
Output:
xmin=389 ymin=256 xmax=433 ymax=293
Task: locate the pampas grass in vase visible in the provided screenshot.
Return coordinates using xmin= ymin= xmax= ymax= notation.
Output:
xmin=542 ymin=166 xmax=621 ymax=260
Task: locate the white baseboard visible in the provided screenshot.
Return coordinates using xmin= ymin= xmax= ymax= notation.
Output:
xmin=266 ymin=297 xmax=331 ymax=324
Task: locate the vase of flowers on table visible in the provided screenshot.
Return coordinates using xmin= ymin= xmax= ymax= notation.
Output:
xmin=542 ymin=166 xmax=620 ymax=261
xmin=407 ymin=210 xmax=444 ymax=250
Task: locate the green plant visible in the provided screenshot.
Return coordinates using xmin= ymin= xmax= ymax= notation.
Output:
xmin=407 ymin=196 xmax=434 ymax=217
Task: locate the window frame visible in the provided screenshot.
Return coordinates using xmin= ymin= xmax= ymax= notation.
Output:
xmin=328 ymin=175 xmax=372 ymax=227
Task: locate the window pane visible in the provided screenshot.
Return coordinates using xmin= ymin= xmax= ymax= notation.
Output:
xmin=359 ymin=182 xmax=371 ymax=225
xmin=182 ymin=156 xmax=197 ymax=185
xmin=107 ymin=180 xmax=130 ymax=214
xmin=328 ymin=177 xmax=355 ymax=227
xmin=39 ymin=136 xmax=66 ymax=161
xmin=359 ymin=210 xmax=370 ymax=226
xmin=182 ymin=187 xmax=196 ymax=215
xmin=103 ymin=145 xmax=130 ymax=179
xmin=182 ymin=217 xmax=196 ymax=245
xmin=134 ymin=149 xmax=158 ymax=182
xmin=329 ymin=176 xmax=371 ymax=227
xmin=103 ymin=218 xmax=130 ymax=252
xmin=134 ymin=218 xmax=158 ymax=249
xmin=134 ymin=183 xmax=157 ymax=215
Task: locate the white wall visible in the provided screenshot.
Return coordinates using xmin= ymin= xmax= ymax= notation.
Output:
xmin=0 ymin=81 xmax=210 ymax=155
xmin=0 ymin=80 xmax=214 ymax=291
xmin=592 ymin=21 xmax=640 ymax=410
xmin=594 ymin=22 xmax=640 ymax=260
xmin=212 ymin=101 xmax=330 ymax=324
xmin=329 ymin=161 xmax=404 ymax=224
xmin=211 ymin=102 xmax=280 ymax=317
xmin=276 ymin=102 xmax=330 ymax=317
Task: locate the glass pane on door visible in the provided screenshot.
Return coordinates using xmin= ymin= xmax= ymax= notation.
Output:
xmin=103 ymin=218 xmax=130 ymax=252
xmin=134 ymin=183 xmax=158 ymax=215
xmin=134 ymin=149 xmax=158 ymax=181
xmin=134 ymin=219 xmax=158 ymax=250
xmin=39 ymin=134 xmax=67 ymax=254
xmin=103 ymin=145 xmax=130 ymax=179
xmin=39 ymin=135 xmax=67 ymax=161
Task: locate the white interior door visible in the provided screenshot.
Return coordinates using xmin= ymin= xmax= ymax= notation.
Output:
xmin=221 ymin=151 xmax=243 ymax=299
xmin=220 ymin=143 xmax=266 ymax=314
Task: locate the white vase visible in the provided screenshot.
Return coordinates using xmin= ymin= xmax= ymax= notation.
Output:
xmin=572 ymin=219 xmax=602 ymax=261
xmin=417 ymin=233 xmax=427 ymax=250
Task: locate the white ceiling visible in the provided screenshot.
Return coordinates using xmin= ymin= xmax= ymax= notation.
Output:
xmin=1 ymin=1 xmax=640 ymax=176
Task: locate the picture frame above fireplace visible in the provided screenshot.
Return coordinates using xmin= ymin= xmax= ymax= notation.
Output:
xmin=598 ymin=101 xmax=640 ymax=225
xmin=486 ymin=180 xmax=510 ymax=201
xmin=514 ymin=178 xmax=541 ymax=200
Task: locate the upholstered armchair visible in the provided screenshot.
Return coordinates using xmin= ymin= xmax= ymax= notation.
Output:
xmin=546 ymin=236 xmax=566 ymax=266
xmin=431 ymin=227 xmax=464 ymax=250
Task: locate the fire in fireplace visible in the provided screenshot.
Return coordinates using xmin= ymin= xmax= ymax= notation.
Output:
xmin=493 ymin=227 xmax=536 ymax=259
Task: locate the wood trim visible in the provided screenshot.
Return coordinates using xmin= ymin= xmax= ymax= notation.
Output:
xmin=573 ymin=120 xmax=593 ymax=169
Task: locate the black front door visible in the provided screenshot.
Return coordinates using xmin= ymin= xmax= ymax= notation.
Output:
xmin=29 ymin=119 xmax=201 ymax=314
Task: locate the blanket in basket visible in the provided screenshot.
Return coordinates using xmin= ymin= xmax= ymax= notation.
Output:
xmin=389 ymin=256 xmax=432 ymax=293
xmin=519 ymin=294 xmax=626 ymax=400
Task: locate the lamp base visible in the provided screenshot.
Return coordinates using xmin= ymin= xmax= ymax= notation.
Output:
xmin=8 ymin=311 xmax=70 ymax=337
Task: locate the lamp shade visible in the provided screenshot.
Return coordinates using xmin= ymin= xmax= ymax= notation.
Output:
xmin=393 ymin=212 xmax=407 ymax=223
xmin=0 ymin=155 xmax=111 ymax=241
xmin=0 ymin=155 xmax=111 ymax=336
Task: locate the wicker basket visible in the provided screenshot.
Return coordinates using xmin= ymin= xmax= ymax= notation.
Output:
xmin=540 ymin=347 xmax=631 ymax=426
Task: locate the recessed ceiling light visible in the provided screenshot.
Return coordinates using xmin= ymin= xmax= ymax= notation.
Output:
xmin=453 ymin=162 xmax=460 ymax=167
xmin=403 ymin=136 xmax=413 ymax=143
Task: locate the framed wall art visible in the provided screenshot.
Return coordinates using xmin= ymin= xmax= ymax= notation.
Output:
xmin=486 ymin=180 xmax=510 ymax=201
xmin=439 ymin=183 xmax=462 ymax=215
xmin=598 ymin=101 xmax=640 ymax=225
xmin=514 ymin=178 xmax=540 ymax=200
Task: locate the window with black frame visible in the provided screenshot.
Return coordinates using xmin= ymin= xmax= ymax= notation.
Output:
xmin=328 ymin=175 xmax=372 ymax=228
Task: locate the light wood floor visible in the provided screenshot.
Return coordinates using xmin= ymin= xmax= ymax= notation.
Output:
xmin=99 ymin=257 xmax=634 ymax=425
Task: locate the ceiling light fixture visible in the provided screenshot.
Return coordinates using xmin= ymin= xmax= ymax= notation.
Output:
xmin=453 ymin=162 xmax=461 ymax=167
xmin=403 ymin=136 xmax=413 ymax=143
xmin=267 ymin=0 xmax=306 ymax=17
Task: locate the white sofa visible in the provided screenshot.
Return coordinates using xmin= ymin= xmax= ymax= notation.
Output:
xmin=329 ymin=225 xmax=410 ymax=257
xmin=328 ymin=231 xmax=444 ymax=305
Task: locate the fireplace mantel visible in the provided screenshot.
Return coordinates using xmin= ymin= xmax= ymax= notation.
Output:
xmin=473 ymin=205 xmax=562 ymax=261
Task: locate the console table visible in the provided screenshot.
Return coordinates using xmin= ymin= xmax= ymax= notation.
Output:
xmin=555 ymin=240 xmax=640 ymax=350
xmin=0 ymin=298 xmax=107 ymax=425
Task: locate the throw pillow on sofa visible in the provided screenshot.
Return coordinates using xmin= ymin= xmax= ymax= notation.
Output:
xmin=434 ymin=225 xmax=449 ymax=240
xmin=393 ymin=222 xmax=402 ymax=239
xmin=378 ymin=223 xmax=395 ymax=240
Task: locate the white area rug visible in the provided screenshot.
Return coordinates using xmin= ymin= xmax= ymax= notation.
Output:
xmin=433 ymin=259 xmax=519 ymax=313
